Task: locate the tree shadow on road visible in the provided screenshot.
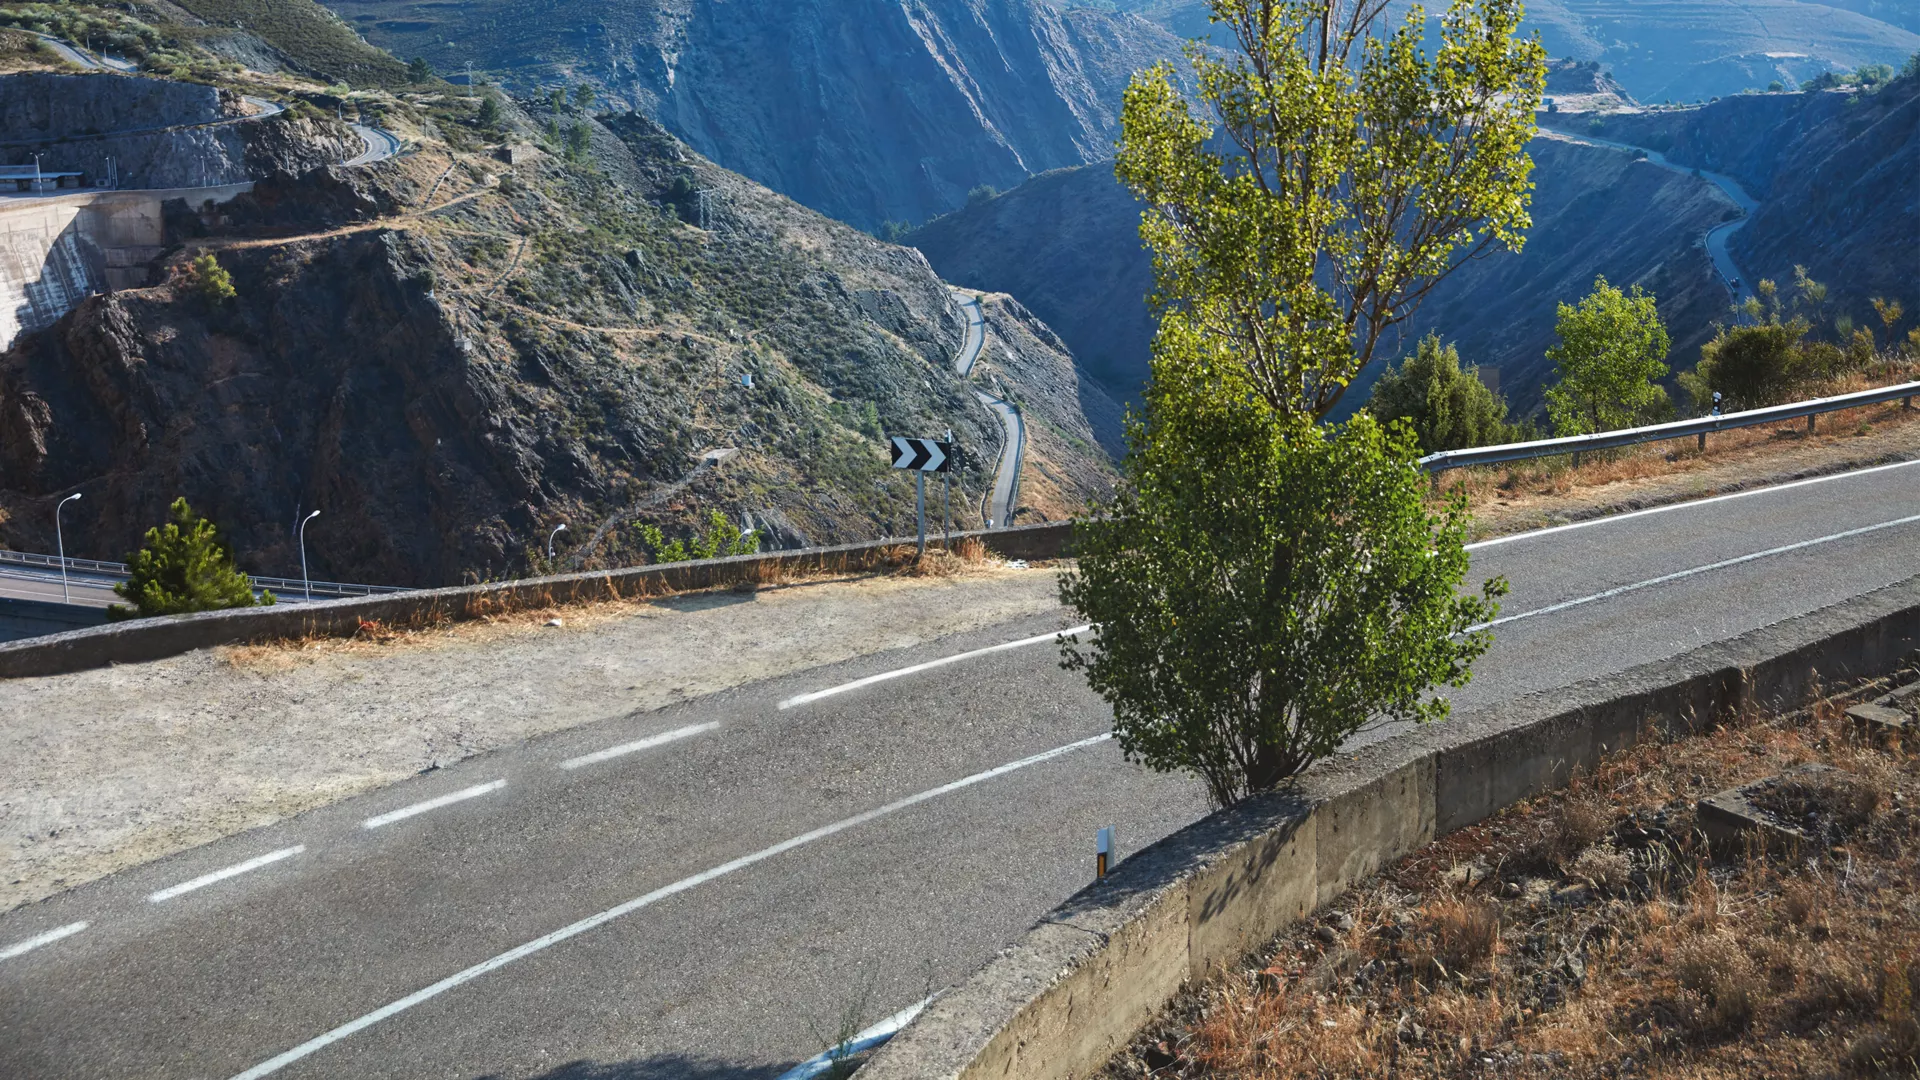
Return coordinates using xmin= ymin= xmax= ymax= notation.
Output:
xmin=475 ymin=1053 xmax=795 ymax=1080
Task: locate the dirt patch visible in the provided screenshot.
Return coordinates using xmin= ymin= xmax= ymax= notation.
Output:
xmin=1101 ymin=677 xmax=1920 ymax=1079
xmin=0 ymin=564 xmax=1065 ymax=915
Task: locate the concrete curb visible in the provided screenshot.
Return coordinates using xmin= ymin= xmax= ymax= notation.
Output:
xmin=0 ymin=522 xmax=1074 ymax=679
xmin=857 ymin=575 xmax=1920 ymax=1079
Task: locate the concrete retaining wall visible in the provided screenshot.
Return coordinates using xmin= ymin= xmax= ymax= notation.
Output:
xmin=0 ymin=595 xmax=110 ymax=643
xmin=0 ymin=521 xmax=1075 ymax=679
xmin=858 ymin=574 xmax=1920 ymax=1079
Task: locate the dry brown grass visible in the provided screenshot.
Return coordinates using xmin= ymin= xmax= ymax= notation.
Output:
xmin=1443 ymin=363 xmax=1920 ymax=540
xmin=1101 ymin=668 xmax=1920 ymax=1080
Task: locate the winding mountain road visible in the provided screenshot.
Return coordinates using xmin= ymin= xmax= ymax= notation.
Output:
xmin=2 ymin=459 xmax=1918 ymax=1079
xmin=1543 ymin=127 xmax=1760 ymax=306
xmin=950 ymin=293 xmax=1024 ymax=527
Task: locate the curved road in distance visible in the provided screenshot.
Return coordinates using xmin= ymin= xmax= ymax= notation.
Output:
xmin=949 ymin=292 xmax=1024 ymax=527
xmin=1542 ymin=127 xmax=1760 ymax=306
xmin=3 ymin=461 xmax=1919 ymax=1080
xmin=344 ymin=123 xmax=401 ymax=167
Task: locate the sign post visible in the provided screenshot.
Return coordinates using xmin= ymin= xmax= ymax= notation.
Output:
xmin=889 ymin=436 xmax=952 ymax=558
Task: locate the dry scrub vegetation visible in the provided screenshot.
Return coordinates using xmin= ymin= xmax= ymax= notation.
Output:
xmin=1103 ymin=672 xmax=1920 ymax=1079
xmin=1444 ymin=367 xmax=1920 ymax=541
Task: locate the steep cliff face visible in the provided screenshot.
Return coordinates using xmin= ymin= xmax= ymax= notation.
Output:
xmin=0 ymin=107 xmax=1117 ymax=585
xmin=1549 ymin=80 xmax=1920 ymax=326
xmin=0 ymin=72 xmax=358 ymax=189
xmin=325 ymin=0 xmax=1182 ymax=229
xmin=911 ymin=135 xmax=1736 ymax=416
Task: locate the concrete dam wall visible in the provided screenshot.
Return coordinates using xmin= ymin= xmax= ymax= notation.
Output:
xmin=0 ymin=184 xmax=252 ymax=348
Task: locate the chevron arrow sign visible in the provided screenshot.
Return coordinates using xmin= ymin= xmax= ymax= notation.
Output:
xmin=889 ymin=436 xmax=951 ymax=472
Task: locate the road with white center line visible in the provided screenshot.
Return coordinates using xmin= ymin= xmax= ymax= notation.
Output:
xmin=1 ymin=459 xmax=1917 ymax=1078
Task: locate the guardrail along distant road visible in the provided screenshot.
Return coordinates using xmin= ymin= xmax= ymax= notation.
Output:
xmin=0 ymin=549 xmax=404 ymax=607
xmin=2 ymin=458 xmax=1917 ymax=1078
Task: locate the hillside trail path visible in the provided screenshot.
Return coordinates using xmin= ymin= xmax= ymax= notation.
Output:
xmin=949 ymin=291 xmax=1023 ymax=527
xmin=1539 ymin=128 xmax=1759 ymax=306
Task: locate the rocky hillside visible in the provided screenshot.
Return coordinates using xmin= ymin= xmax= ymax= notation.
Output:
xmin=1548 ymin=78 xmax=1920 ymax=330
xmin=1103 ymin=0 xmax=1918 ymax=102
xmin=0 ymin=72 xmax=358 ymax=188
xmin=0 ymin=95 xmax=1118 ymax=586
xmin=322 ymin=0 xmax=1184 ymax=229
xmin=910 ymin=132 xmax=1736 ymax=416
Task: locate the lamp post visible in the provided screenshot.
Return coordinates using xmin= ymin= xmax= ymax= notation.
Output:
xmin=299 ymin=510 xmax=320 ymax=600
xmin=31 ymin=152 xmax=43 ymax=193
xmin=55 ymin=492 xmax=80 ymax=603
xmin=547 ymin=523 xmax=568 ymax=560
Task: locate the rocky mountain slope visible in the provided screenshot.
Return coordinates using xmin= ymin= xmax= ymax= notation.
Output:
xmin=910 ymin=133 xmax=1738 ymax=415
xmin=0 ymin=94 xmax=1119 ymax=586
xmin=1547 ymin=77 xmax=1920 ymax=331
xmin=1101 ymin=0 xmax=1918 ymax=102
xmin=321 ymin=0 xmax=1185 ymax=230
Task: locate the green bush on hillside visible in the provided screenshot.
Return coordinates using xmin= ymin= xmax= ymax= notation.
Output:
xmin=110 ymin=498 xmax=272 ymax=619
xmin=1544 ymin=277 xmax=1672 ymax=435
xmin=1366 ymin=334 xmax=1526 ymax=453
xmin=634 ymin=511 xmax=759 ymax=564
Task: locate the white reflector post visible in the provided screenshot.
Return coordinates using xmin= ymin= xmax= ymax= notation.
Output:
xmin=1096 ymin=825 xmax=1113 ymax=879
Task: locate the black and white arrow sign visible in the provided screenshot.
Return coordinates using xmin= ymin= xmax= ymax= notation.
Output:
xmin=889 ymin=436 xmax=951 ymax=473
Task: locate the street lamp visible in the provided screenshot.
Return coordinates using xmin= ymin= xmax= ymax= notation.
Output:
xmin=299 ymin=510 xmax=320 ymax=600
xmin=547 ymin=523 xmax=568 ymax=560
xmin=55 ymin=492 xmax=80 ymax=603
xmin=31 ymin=152 xmax=43 ymax=193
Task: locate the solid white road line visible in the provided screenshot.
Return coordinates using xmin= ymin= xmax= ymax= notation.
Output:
xmin=148 ymin=846 xmax=306 ymax=904
xmin=1465 ymin=457 xmax=1920 ymax=551
xmin=0 ymin=921 xmax=88 ymax=962
xmin=778 ymin=624 xmax=1092 ymax=709
xmin=1470 ymin=511 xmax=1920 ymax=632
xmin=361 ymin=780 xmax=506 ymax=830
xmin=558 ymin=722 xmax=718 ymax=770
xmin=228 ymin=733 xmax=1113 ymax=1080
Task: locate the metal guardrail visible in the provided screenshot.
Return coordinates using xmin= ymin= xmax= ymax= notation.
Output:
xmin=1420 ymin=382 xmax=1920 ymax=474
xmin=0 ymin=549 xmax=407 ymax=598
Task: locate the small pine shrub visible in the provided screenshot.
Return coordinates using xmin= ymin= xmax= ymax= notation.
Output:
xmin=110 ymin=498 xmax=271 ymax=619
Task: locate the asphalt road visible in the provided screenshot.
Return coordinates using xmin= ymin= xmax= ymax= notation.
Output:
xmin=1544 ymin=128 xmax=1759 ymax=306
xmin=3 ymin=460 xmax=1918 ymax=1080
xmin=0 ymin=565 xmax=120 ymax=607
xmin=948 ymin=292 xmax=1024 ymax=527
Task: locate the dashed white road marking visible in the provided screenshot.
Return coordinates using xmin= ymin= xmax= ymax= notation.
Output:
xmin=779 ymin=624 xmax=1091 ymax=709
xmin=559 ymin=722 xmax=718 ymax=770
xmin=361 ymin=780 xmax=506 ymax=830
xmin=1464 ymin=457 xmax=1920 ymax=550
xmin=227 ymin=733 xmax=1113 ymax=1080
xmin=148 ymin=846 xmax=306 ymax=903
xmin=1471 ymin=512 xmax=1920 ymax=631
xmin=0 ymin=921 xmax=88 ymax=962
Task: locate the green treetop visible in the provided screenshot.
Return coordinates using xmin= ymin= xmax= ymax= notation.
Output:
xmin=1114 ymin=0 xmax=1547 ymax=422
xmin=111 ymin=498 xmax=272 ymax=619
xmin=1367 ymin=333 xmax=1523 ymax=452
xmin=1544 ymin=276 xmax=1671 ymax=435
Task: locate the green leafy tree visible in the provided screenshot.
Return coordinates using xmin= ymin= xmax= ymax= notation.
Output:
xmin=110 ymin=498 xmax=272 ymax=619
xmin=1366 ymin=333 xmax=1523 ymax=452
xmin=1062 ymin=0 xmax=1532 ymax=803
xmin=407 ymin=56 xmax=433 ymax=83
xmin=1681 ymin=316 xmax=1813 ymax=410
xmin=548 ymin=86 xmax=567 ymax=111
xmin=572 ymin=83 xmax=595 ymax=111
xmin=1543 ymin=277 xmax=1672 ymax=434
xmin=1115 ymin=0 xmax=1547 ymax=421
xmin=184 ymin=253 xmax=235 ymax=306
xmin=965 ymin=184 xmax=997 ymax=206
xmin=475 ymin=93 xmax=502 ymax=128
xmin=1061 ymin=391 xmax=1504 ymax=806
xmin=635 ymin=511 xmax=760 ymax=564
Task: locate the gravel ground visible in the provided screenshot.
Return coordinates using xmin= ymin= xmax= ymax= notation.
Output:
xmin=0 ymin=565 xmax=1064 ymax=914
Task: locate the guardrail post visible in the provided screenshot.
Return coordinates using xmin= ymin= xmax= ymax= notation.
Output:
xmin=1807 ymin=414 xmax=1816 ymax=434
xmin=1906 ymin=394 xmax=1914 ymax=411
xmin=1697 ymin=431 xmax=1706 ymax=452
